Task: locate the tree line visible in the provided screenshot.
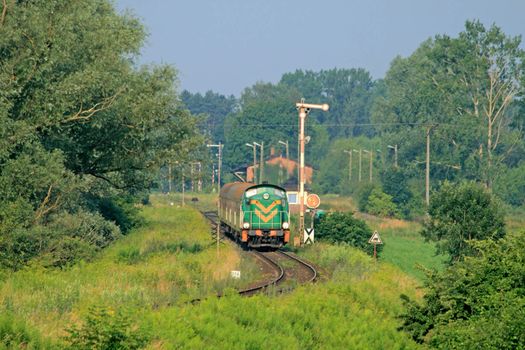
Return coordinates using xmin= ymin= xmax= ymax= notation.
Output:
xmin=184 ymin=20 xmax=524 ymax=215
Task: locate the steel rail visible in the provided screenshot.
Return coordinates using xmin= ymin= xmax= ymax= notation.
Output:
xmin=277 ymin=250 xmax=317 ymax=283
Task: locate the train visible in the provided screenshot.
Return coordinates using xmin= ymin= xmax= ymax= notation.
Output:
xmin=219 ymin=182 xmax=290 ymax=249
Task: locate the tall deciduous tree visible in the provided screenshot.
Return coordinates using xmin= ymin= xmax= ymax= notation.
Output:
xmin=0 ymin=0 xmax=199 ymax=268
xmin=421 ymin=181 xmax=506 ymax=264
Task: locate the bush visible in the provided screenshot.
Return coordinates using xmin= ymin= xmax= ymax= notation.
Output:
xmin=316 ymin=211 xmax=382 ymax=257
xmin=0 ymin=227 xmax=48 ymax=270
xmin=399 ymin=232 xmax=525 ymax=348
xmin=91 ymin=196 xmax=144 ymax=234
xmin=49 ymin=211 xmax=121 ymax=249
xmin=65 ymin=306 xmax=150 ymax=350
xmin=355 ymin=183 xmax=378 ymax=212
xmin=0 ymin=312 xmax=57 ymax=349
xmin=39 ymin=237 xmax=97 ymax=269
xmin=365 ymin=188 xmax=400 ymax=218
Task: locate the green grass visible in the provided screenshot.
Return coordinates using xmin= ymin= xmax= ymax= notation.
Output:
xmin=0 ymin=194 xmax=425 ymax=349
xmin=145 ymin=243 xmax=421 ymax=349
xmin=0 ymin=199 xmax=245 ymax=341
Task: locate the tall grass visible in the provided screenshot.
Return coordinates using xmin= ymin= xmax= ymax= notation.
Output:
xmin=0 ymin=194 xmax=424 ymax=348
xmin=0 ymin=200 xmax=244 ymax=340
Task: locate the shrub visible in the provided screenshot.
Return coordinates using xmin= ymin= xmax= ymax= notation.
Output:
xmin=355 ymin=183 xmax=378 ymax=212
xmin=65 ymin=306 xmax=150 ymax=350
xmin=93 ymin=196 xmax=144 ymax=234
xmin=0 ymin=227 xmax=48 ymax=270
xmin=316 ymin=211 xmax=382 ymax=257
xmin=39 ymin=237 xmax=97 ymax=269
xmin=49 ymin=211 xmax=121 ymax=249
xmin=400 ymin=232 xmax=525 ymax=348
xmin=0 ymin=312 xmax=57 ymax=349
xmin=365 ymin=188 xmax=400 ymax=218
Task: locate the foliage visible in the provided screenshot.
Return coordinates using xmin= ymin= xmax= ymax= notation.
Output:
xmin=181 ymin=90 xmax=237 ymax=143
xmin=355 ymin=182 xmax=378 ymax=211
xmin=280 ymin=68 xmax=380 ymax=138
xmin=372 ymin=20 xmax=525 ymax=194
xmin=0 ymin=312 xmax=58 ymax=349
xmin=65 ymin=306 xmax=150 ymax=350
xmin=399 ymin=232 xmax=525 ymax=348
xmin=366 ymin=188 xmax=400 ymax=218
xmin=0 ymin=0 xmax=199 ymax=269
xmin=316 ymin=211 xmax=382 ymax=256
xmin=421 ymin=181 xmax=506 ymax=264
xmin=493 ymin=162 xmax=525 ymax=206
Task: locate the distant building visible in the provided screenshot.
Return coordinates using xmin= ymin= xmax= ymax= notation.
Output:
xmin=243 ymin=148 xmax=314 ymax=214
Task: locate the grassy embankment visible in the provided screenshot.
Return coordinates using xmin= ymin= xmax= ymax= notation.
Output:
xmin=0 ymin=193 xmax=423 ymax=349
xmin=321 ymin=194 xmax=447 ymax=281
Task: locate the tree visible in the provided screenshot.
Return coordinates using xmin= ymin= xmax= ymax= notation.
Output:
xmin=400 ymin=232 xmax=525 ymax=348
xmin=372 ymin=21 xmax=525 ymax=195
xmin=280 ymin=68 xmax=378 ymax=138
xmin=421 ymin=181 xmax=505 ymax=264
xmin=181 ymin=90 xmax=237 ymax=143
xmin=0 ymin=0 xmax=199 ymax=269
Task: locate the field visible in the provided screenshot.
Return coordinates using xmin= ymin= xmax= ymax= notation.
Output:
xmin=0 ymin=194 xmax=424 ymax=349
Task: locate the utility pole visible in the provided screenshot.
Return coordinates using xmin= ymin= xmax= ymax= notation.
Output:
xmin=246 ymin=143 xmax=257 ymax=183
xmin=190 ymin=163 xmax=194 ymax=192
xmin=296 ymin=99 xmax=329 ymax=242
xmin=197 ymin=162 xmax=202 ymax=192
xmin=254 ymin=141 xmax=263 ymax=184
xmin=167 ymin=161 xmax=172 ymax=193
xmin=344 ymin=150 xmax=353 ymax=181
xmin=181 ymin=167 xmax=185 ymax=206
xmin=207 ymin=142 xmax=223 ymax=254
xmin=211 ymin=163 xmax=215 ymax=188
xmin=363 ymin=149 xmax=373 ymax=182
xmin=278 ymin=140 xmax=289 ymax=160
xmin=388 ymin=144 xmax=398 ymax=168
xmin=426 ymin=127 xmax=431 ymax=206
xmin=353 ymin=149 xmax=362 ymax=182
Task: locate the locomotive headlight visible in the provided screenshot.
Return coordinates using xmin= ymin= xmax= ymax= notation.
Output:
xmin=282 ymin=222 xmax=289 ymax=229
xmin=263 ymin=193 xmax=270 ymax=200
xmin=243 ymin=222 xmax=250 ymax=229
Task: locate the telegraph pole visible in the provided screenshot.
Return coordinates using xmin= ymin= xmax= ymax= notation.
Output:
xmin=181 ymin=167 xmax=185 ymax=206
xmin=363 ymin=150 xmax=373 ymax=182
xmin=426 ymin=127 xmax=431 ymax=206
xmin=167 ymin=161 xmax=172 ymax=193
xmin=279 ymin=140 xmax=289 ymax=160
xmin=353 ymin=149 xmax=362 ymax=182
xmin=207 ymin=142 xmax=223 ymax=254
xmin=254 ymin=141 xmax=263 ymax=184
xmin=296 ymin=99 xmax=329 ymax=241
xmin=388 ymin=144 xmax=398 ymax=168
xmin=344 ymin=150 xmax=352 ymax=181
xmin=246 ymin=143 xmax=257 ymax=183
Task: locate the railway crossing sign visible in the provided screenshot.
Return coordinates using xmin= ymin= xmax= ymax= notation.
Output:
xmin=368 ymin=230 xmax=383 ymax=244
xmin=304 ymin=228 xmax=314 ymax=244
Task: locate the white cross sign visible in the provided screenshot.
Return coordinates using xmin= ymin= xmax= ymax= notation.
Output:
xmin=304 ymin=228 xmax=314 ymax=244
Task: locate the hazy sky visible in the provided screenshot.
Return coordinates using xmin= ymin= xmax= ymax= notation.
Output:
xmin=116 ymin=0 xmax=525 ymax=96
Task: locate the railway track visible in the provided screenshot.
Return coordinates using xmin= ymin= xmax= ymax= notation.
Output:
xmin=200 ymin=210 xmax=317 ymax=297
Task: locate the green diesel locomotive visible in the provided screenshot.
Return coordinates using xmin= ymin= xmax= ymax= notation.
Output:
xmin=219 ymin=182 xmax=290 ymax=249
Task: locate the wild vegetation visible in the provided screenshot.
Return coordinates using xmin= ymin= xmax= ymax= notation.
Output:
xmin=1 ymin=0 xmax=524 ymax=348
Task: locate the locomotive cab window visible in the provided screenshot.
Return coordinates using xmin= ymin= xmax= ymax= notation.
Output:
xmin=287 ymin=193 xmax=297 ymax=204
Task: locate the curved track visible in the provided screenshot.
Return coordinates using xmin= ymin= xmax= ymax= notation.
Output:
xmin=200 ymin=210 xmax=317 ymax=296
